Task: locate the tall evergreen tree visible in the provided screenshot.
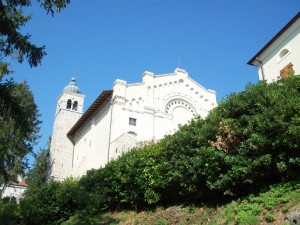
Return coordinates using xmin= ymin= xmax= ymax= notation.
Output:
xmin=25 ymin=141 xmax=49 ymax=193
xmin=0 ymin=0 xmax=70 ymax=185
xmin=0 ymin=0 xmax=71 ymax=75
xmin=0 ymin=80 xmax=40 ymax=184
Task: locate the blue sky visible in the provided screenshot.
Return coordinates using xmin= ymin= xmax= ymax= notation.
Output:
xmin=11 ymin=0 xmax=299 ymax=157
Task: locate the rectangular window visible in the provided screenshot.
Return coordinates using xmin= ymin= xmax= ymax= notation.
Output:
xmin=280 ymin=63 xmax=294 ymax=79
xmin=129 ymin=117 xmax=136 ymax=126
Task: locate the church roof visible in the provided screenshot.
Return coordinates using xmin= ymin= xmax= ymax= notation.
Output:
xmin=67 ymin=90 xmax=113 ymax=139
xmin=63 ymin=77 xmax=81 ymax=94
xmin=248 ymin=11 xmax=300 ymax=66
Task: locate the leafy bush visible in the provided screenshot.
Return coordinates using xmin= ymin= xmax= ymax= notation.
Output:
xmin=77 ymin=142 xmax=173 ymax=211
xmin=0 ymin=197 xmax=21 ymax=225
xmin=77 ymin=76 xmax=300 ymax=212
xmin=204 ymin=76 xmax=300 ymax=195
xmin=20 ymin=178 xmax=78 ymax=225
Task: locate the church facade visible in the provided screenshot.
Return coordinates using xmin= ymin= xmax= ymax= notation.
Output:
xmin=48 ymin=68 xmax=217 ymax=180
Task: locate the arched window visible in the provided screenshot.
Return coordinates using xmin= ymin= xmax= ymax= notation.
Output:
xmin=279 ymin=48 xmax=289 ymax=59
xmin=73 ymin=101 xmax=78 ymax=111
xmin=66 ymin=99 xmax=72 ymax=109
xmin=278 ymin=48 xmax=290 ymax=61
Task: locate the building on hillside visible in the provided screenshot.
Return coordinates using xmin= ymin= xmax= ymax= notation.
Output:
xmin=1 ymin=177 xmax=28 ymax=202
xmin=47 ymin=68 xmax=217 ymax=180
xmin=248 ymin=12 xmax=300 ymax=82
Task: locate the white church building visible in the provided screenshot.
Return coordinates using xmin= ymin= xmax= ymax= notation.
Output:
xmin=48 ymin=68 xmax=217 ymax=180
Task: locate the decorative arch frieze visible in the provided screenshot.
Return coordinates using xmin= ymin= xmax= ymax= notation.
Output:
xmin=164 ymin=97 xmax=198 ymax=116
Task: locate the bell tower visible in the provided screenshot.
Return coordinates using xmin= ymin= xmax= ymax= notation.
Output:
xmin=48 ymin=77 xmax=85 ymax=180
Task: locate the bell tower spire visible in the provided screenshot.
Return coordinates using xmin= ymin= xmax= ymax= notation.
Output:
xmin=48 ymin=77 xmax=85 ymax=180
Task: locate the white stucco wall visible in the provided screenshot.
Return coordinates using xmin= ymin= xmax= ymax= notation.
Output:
xmin=255 ymin=18 xmax=300 ymax=82
xmin=110 ymin=68 xmax=216 ymax=145
xmin=1 ymin=184 xmax=27 ymax=202
xmin=71 ymin=100 xmax=112 ymax=177
xmin=110 ymin=133 xmax=138 ymax=160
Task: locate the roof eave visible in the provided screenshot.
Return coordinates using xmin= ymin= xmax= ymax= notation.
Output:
xmin=67 ymin=90 xmax=113 ymax=139
xmin=247 ymin=11 xmax=300 ymax=67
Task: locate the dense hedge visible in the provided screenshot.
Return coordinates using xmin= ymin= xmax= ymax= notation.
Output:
xmin=20 ymin=76 xmax=300 ymax=224
xmin=20 ymin=178 xmax=78 ymax=225
xmin=0 ymin=197 xmax=21 ymax=225
xmin=77 ymin=76 xmax=300 ymax=211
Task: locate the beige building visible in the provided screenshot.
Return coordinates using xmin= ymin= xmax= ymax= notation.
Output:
xmin=248 ymin=12 xmax=300 ymax=82
xmin=48 ymin=68 xmax=217 ymax=180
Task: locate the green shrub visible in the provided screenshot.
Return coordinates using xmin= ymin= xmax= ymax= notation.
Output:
xmin=76 ymin=76 xmax=300 ymax=212
xmin=235 ymin=210 xmax=259 ymax=225
xmin=0 ymin=197 xmax=21 ymax=225
xmin=203 ymin=76 xmax=300 ymax=195
xmin=265 ymin=212 xmax=276 ymax=223
xmin=20 ymin=178 xmax=78 ymax=225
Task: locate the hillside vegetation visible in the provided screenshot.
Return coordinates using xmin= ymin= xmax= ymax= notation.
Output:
xmin=63 ymin=181 xmax=300 ymax=225
xmin=2 ymin=75 xmax=300 ymax=225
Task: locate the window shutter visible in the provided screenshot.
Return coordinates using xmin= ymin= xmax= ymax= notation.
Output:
xmin=280 ymin=63 xmax=294 ymax=79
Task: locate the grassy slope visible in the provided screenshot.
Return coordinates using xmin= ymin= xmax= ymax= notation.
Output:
xmin=63 ymin=180 xmax=300 ymax=225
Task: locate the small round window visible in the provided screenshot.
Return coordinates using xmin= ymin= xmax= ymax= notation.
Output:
xmin=279 ymin=48 xmax=289 ymax=59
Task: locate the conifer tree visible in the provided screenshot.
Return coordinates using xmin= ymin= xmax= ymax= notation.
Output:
xmin=0 ymin=0 xmax=70 ymax=184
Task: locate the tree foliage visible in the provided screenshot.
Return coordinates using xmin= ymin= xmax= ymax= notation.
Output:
xmin=0 ymin=0 xmax=70 ymax=184
xmin=20 ymin=178 xmax=78 ymax=225
xmin=0 ymin=0 xmax=71 ymax=75
xmin=0 ymin=197 xmax=21 ymax=225
xmin=206 ymin=76 xmax=300 ymax=194
xmin=0 ymin=80 xmax=40 ymax=184
xmin=25 ymin=140 xmax=49 ymax=193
